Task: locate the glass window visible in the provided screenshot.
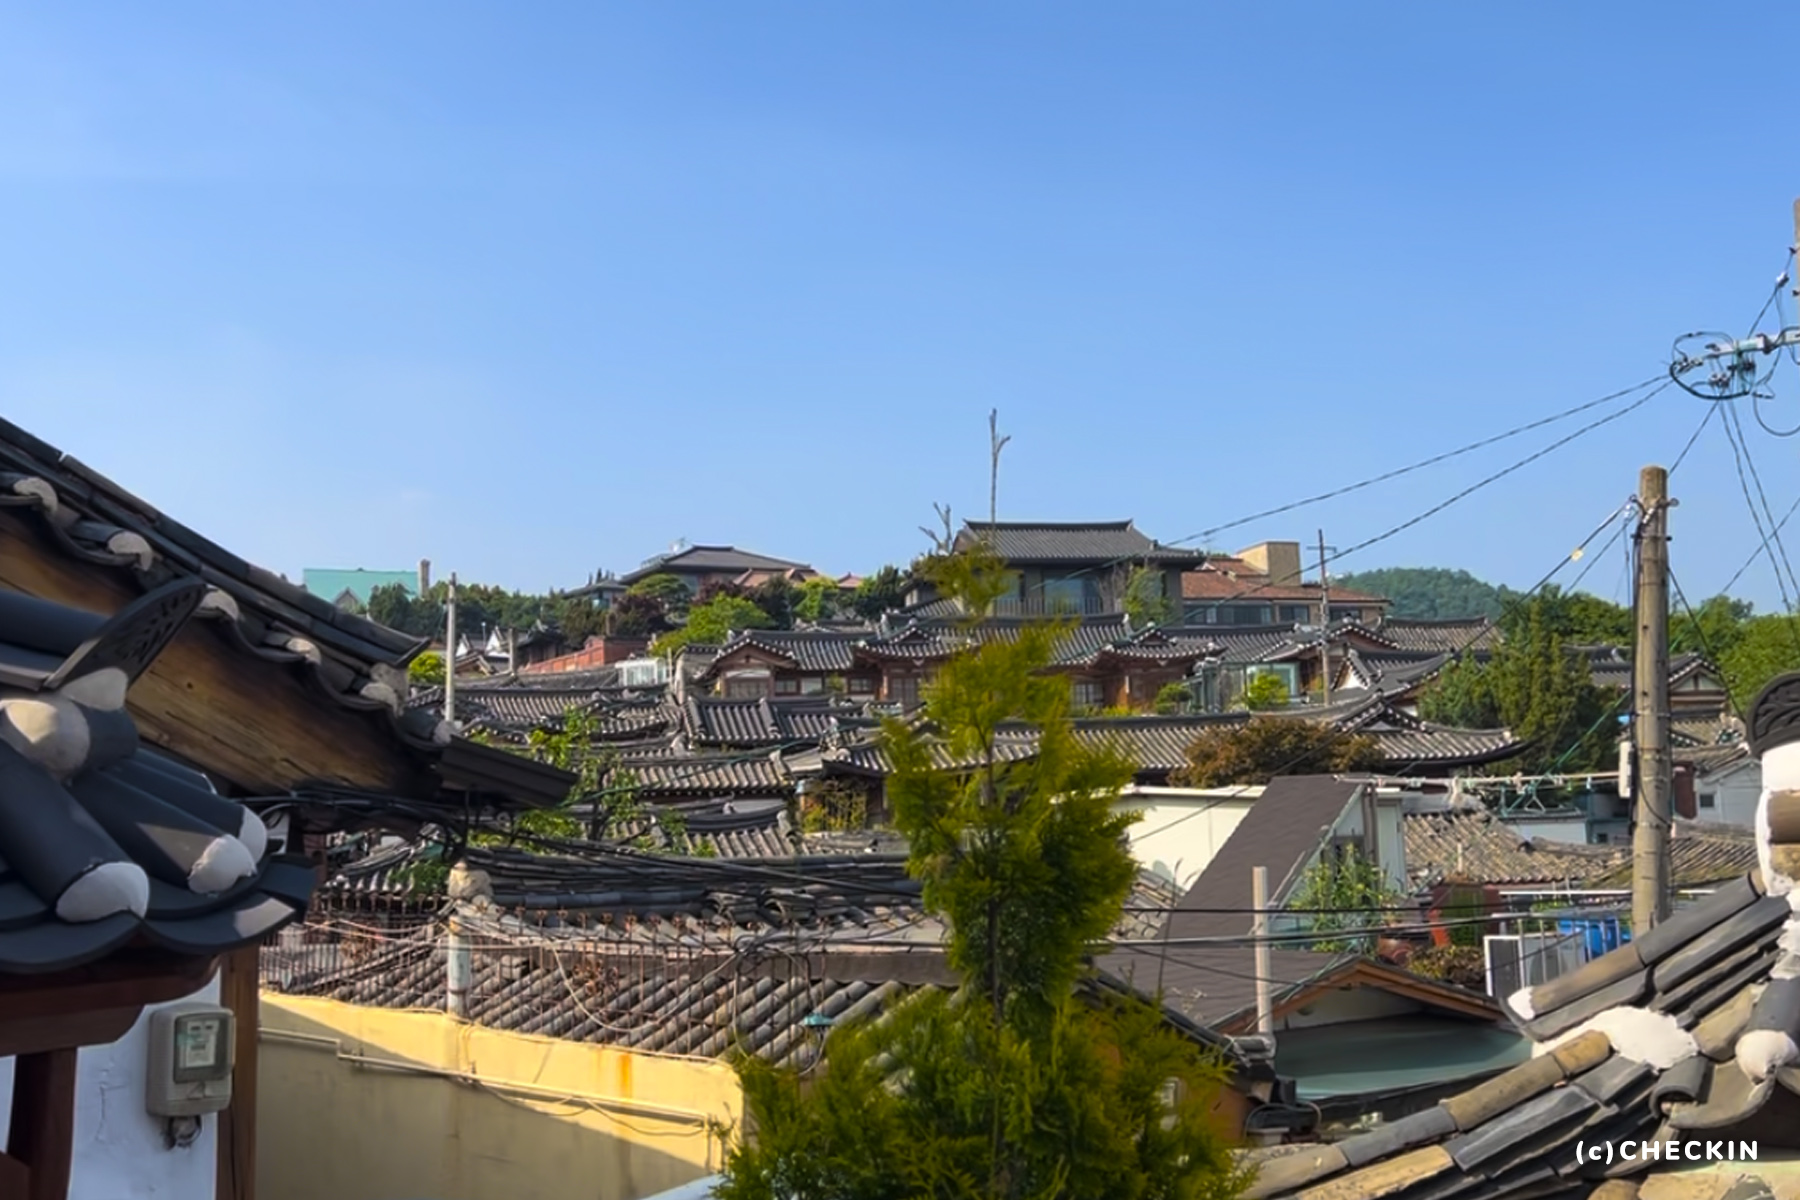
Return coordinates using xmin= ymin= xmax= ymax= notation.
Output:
xmin=848 ymin=675 xmax=877 ymax=695
xmin=724 ymin=670 xmax=769 ymax=699
xmin=798 ymin=677 xmax=824 ymax=695
xmin=1072 ymin=680 xmax=1105 ymax=709
xmin=1279 ymin=605 xmax=1310 ymax=623
xmin=888 ymin=674 xmax=920 ymax=707
xmin=773 ymin=677 xmax=801 ymax=695
xmin=1699 ymin=793 xmax=1716 ymax=809
xmin=1042 ymin=577 xmax=1087 ymax=613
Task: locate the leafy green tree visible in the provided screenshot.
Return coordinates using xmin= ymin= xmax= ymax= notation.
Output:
xmin=716 ymin=542 xmax=1248 ymax=1200
xmin=1419 ymin=599 xmax=1618 ymax=774
xmin=627 ymin=572 xmax=692 ymax=616
xmin=367 ymin=582 xmax=443 ymax=638
xmin=1123 ymin=566 xmax=1177 ymax=627
xmin=653 ymin=594 xmax=774 ymax=656
xmin=851 ymin=565 xmax=909 ymax=619
xmin=1239 ymin=672 xmax=1289 ymax=712
xmin=408 ymin=651 xmax=445 ymax=687
xmin=1333 ymin=567 xmax=1514 ymax=621
xmin=1721 ymin=614 xmax=1800 ymax=713
xmin=1153 ymin=682 xmax=1193 ymax=715
xmin=750 ymin=576 xmax=800 ymax=629
xmin=1519 ymin=585 xmax=1631 ymax=646
xmin=795 ymin=576 xmax=843 ymax=624
xmin=1172 ymin=717 xmax=1383 ymax=787
xmin=601 ymin=592 xmax=668 ymax=639
xmin=1288 ymin=846 xmax=1404 ymax=952
xmin=1671 ymin=594 xmax=1752 ymax=661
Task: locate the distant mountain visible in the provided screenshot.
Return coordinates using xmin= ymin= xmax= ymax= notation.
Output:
xmin=1335 ymin=567 xmax=1519 ymax=621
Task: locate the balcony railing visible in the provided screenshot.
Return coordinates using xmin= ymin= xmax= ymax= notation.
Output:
xmin=990 ymin=593 xmax=1112 ymax=617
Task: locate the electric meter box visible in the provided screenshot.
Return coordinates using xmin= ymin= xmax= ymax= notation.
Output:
xmin=145 ymin=1002 xmax=234 ymax=1117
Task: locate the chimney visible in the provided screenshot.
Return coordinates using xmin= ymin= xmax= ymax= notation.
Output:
xmin=418 ymin=559 xmax=432 ymax=594
xmin=1237 ymin=541 xmax=1303 ymax=587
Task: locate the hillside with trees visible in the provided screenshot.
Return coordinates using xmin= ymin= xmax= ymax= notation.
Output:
xmin=1334 ymin=566 xmax=1518 ymax=620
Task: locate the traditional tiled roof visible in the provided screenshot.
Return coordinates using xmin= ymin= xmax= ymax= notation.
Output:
xmin=624 ymin=754 xmax=793 ymax=798
xmin=787 ymin=701 xmax=1525 ymax=783
xmin=288 ymin=861 xmax=1232 ymax=1075
xmin=1404 ymin=809 xmax=1619 ymax=887
xmin=1377 ymin=617 xmax=1504 ymax=654
xmin=0 ymin=579 xmax=316 ymax=973
xmin=1240 ymin=674 xmax=1800 ymax=1200
xmin=622 ymin=545 xmax=811 ymax=584
xmin=1582 ymin=648 xmax=1719 ymax=693
xmin=683 ymin=696 xmax=853 ymax=748
xmin=1582 ymin=826 xmax=1761 ymax=891
xmin=703 ymin=630 xmax=862 ymax=675
xmin=955 ymin=520 xmax=1203 ymax=564
xmin=0 ymin=419 xmax=459 ymax=752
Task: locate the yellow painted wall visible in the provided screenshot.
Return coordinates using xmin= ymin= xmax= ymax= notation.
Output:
xmin=258 ymin=994 xmax=741 ymax=1200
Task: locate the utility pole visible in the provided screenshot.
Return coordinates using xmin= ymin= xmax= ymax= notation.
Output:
xmin=1631 ymin=467 xmax=1672 ymax=931
xmin=1318 ymin=530 xmax=1333 ymax=706
xmin=444 ymin=572 xmax=458 ymax=728
xmin=1252 ymin=866 xmax=1272 ymax=1034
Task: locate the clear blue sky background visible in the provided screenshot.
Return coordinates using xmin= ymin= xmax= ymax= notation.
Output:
xmin=2 ymin=3 xmax=1796 ymax=611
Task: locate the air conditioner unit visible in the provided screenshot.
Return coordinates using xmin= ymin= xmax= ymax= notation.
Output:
xmin=1484 ymin=932 xmax=1584 ymax=999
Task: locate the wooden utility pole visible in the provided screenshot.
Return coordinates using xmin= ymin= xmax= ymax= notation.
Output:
xmin=1631 ymin=466 xmax=1672 ymax=931
xmin=444 ymin=572 xmax=458 ymax=727
xmin=1252 ymin=866 xmax=1273 ymax=1033
xmin=1318 ymin=530 xmax=1333 ymax=706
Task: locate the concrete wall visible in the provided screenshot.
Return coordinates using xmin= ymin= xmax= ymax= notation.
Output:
xmin=258 ymin=994 xmax=740 ymax=1200
xmin=1114 ymin=786 xmax=1262 ymax=890
xmin=0 ymin=977 xmax=222 ymax=1200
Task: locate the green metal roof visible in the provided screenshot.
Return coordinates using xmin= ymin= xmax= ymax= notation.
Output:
xmin=301 ymin=568 xmax=417 ymax=607
xmin=1274 ymin=1017 xmax=1531 ymax=1101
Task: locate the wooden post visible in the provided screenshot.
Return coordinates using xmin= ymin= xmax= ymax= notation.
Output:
xmin=8 ymin=1048 xmax=78 ymax=1200
xmin=216 ymin=945 xmax=261 ymax=1200
xmin=1252 ymin=866 xmax=1273 ymax=1034
xmin=1632 ymin=466 xmax=1673 ymax=931
xmin=1318 ymin=529 xmax=1332 ymax=706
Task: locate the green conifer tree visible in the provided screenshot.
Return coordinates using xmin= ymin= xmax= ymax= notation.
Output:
xmin=715 ymin=542 xmax=1248 ymax=1200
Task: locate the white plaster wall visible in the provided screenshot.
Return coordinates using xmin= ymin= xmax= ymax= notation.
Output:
xmin=1115 ymin=787 xmax=1260 ymax=890
xmin=1699 ymin=760 xmax=1762 ymax=829
xmin=0 ymin=976 xmax=220 ymax=1200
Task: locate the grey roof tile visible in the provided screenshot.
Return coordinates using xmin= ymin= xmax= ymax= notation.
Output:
xmin=0 ymin=579 xmax=316 ymax=973
xmin=955 ymin=520 xmax=1203 ymax=564
xmin=0 ymin=420 xmax=579 ymax=810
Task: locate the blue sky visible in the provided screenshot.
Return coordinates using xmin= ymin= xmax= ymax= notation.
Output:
xmin=2 ymin=3 xmax=1796 ymax=611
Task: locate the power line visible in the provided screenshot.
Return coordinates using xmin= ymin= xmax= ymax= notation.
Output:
xmin=1155 ymin=376 xmax=1667 ymax=553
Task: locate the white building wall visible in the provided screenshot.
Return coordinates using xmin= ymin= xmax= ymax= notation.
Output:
xmin=1696 ymin=760 xmax=1761 ymax=829
xmin=0 ymin=977 xmax=220 ymax=1200
xmin=1114 ymin=786 xmax=1262 ymax=891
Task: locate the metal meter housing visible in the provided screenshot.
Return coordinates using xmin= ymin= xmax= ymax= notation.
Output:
xmin=146 ymin=1001 xmax=234 ymax=1117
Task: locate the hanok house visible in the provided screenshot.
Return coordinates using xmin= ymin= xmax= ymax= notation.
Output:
xmin=0 ymin=417 xmax=573 ymax=1200
xmin=694 ymin=629 xmax=864 ymax=700
xmin=1237 ymin=669 xmax=1800 ymax=1200
xmin=620 ymin=543 xmax=816 ymax=597
xmin=1181 ymin=541 xmax=1390 ymax=628
xmin=920 ymin=519 xmax=1204 ymax=618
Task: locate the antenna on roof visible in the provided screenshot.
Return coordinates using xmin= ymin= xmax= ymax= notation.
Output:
xmin=988 ymin=408 xmax=1011 ymax=535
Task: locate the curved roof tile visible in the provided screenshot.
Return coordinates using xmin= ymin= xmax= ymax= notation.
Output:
xmin=0 ymin=579 xmax=315 ymax=974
